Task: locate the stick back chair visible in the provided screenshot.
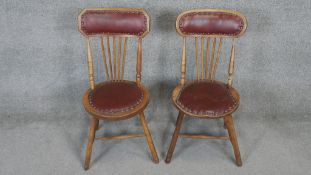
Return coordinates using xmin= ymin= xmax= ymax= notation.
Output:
xmin=78 ymin=8 xmax=159 ymax=170
xmin=165 ymin=9 xmax=247 ymax=166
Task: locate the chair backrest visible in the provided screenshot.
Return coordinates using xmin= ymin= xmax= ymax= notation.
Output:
xmin=176 ymin=9 xmax=247 ymax=86
xmin=78 ymin=8 xmax=150 ymax=89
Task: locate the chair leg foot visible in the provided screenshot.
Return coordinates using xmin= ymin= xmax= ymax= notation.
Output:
xmin=165 ymin=112 xmax=184 ymax=163
xmin=84 ymin=118 xmax=98 ymax=170
xmin=224 ymin=115 xmax=242 ymax=167
xmin=139 ymin=112 xmax=159 ymax=163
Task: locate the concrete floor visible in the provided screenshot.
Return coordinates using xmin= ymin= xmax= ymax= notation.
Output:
xmin=1 ymin=113 xmax=310 ymax=175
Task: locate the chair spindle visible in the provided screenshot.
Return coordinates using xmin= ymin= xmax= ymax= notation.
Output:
xmin=211 ymin=38 xmax=223 ymax=81
xmin=209 ymin=38 xmax=217 ymax=80
xmin=205 ymin=37 xmax=210 ymax=79
xmin=201 ymin=37 xmax=205 ymax=79
xmin=106 ymin=37 xmax=113 ymax=80
xmin=113 ymin=37 xmax=117 ymax=80
xmin=195 ymin=37 xmax=199 ymax=79
xmin=118 ymin=37 xmax=122 ymax=80
xmin=121 ymin=37 xmax=128 ymax=80
xmin=100 ymin=37 xmax=110 ymax=80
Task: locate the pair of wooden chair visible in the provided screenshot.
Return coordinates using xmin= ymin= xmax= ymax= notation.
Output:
xmin=78 ymin=8 xmax=247 ymax=170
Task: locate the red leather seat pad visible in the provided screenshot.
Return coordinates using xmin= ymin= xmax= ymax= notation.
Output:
xmin=89 ymin=81 xmax=144 ymax=114
xmin=176 ymin=81 xmax=238 ymax=117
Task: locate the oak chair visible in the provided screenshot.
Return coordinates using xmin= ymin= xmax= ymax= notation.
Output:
xmin=78 ymin=8 xmax=159 ymax=170
xmin=165 ymin=9 xmax=247 ymax=166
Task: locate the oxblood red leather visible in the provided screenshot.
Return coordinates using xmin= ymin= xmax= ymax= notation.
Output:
xmin=89 ymin=81 xmax=144 ymax=114
xmin=80 ymin=10 xmax=148 ymax=36
xmin=176 ymin=81 xmax=238 ymax=117
xmin=178 ymin=12 xmax=245 ymax=36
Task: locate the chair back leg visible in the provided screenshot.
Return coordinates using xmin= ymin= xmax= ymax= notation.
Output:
xmin=165 ymin=112 xmax=184 ymax=163
xmin=224 ymin=115 xmax=242 ymax=166
xmin=139 ymin=112 xmax=159 ymax=163
xmin=84 ymin=118 xmax=98 ymax=170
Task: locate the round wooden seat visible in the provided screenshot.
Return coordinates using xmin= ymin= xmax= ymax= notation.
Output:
xmin=83 ymin=80 xmax=149 ymax=120
xmin=172 ymin=80 xmax=240 ymax=118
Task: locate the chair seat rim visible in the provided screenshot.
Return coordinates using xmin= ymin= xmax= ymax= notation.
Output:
xmin=171 ymin=80 xmax=240 ymax=119
xmin=83 ymin=80 xmax=149 ymax=121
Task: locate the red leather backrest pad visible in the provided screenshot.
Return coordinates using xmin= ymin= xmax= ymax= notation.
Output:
xmin=80 ymin=10 xmax=148 ymax=36
xmin=178 ymin=12 xmax=245 ymax=36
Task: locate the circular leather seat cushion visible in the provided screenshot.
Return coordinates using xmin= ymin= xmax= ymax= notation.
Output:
xmin=176 ymin=81 xmax=238 ymax=117
xmin=89 ymin=81 xmax=144 ymax=114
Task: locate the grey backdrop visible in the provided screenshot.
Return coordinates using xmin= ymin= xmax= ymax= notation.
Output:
xmin=0 ymin=0 xmax=311 ymax=175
